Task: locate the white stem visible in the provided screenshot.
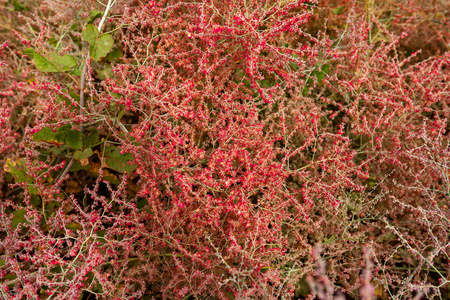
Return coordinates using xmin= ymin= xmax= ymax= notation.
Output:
xmin=97 ymin=0 xmax=115 ymax=31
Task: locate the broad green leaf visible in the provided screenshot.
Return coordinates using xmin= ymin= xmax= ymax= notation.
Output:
xmin=49 ymin=53 xmax=77 ymax=70
xmin=74 ymin=148 xmax=93 ymax=160
xmin=54 ymin=125 xmax=83 ymax=149
xmin=257 ymin=79 xmax=275 ymax=88
xmin=88 ymin=10 xmax=103 ymax=24
xmin=32 ymin=52 xmax=76 ymax=73
xmin=49 ymin=37 xmax=58 ymax=48
xmin=333 ymin=6 xmax=345 ymax=15
xmin=5 ymin=172 xmax=13 ymax=182
xmin=50 ymin=266 xmax=62 ymax=274
xmin=34 ymin=53 xmax=58 ymax=72
xmin=289 ymin=61 xmax=300 ymax=71
xmin=11 ymin=209 xmax=28 ymax=229
xmin=107 ymin=47 xmax=123 ymax=61
xmin=316 ymin=71 xmax=325 ymax=84
xmin=225 ymin=292 xmax=235 ymax=300
xmin=54 ymin=124 xmax=72 ymax=142
xmin=34 ymin=125 xmax=82 ymax=149
xmin=10 ymin=0 xmax=26 ymax=11
xmin=4 ymin=158 xmax=38 ymax=194
xmin=70 ymin=66 xmax=82 ymax=76
xmin=70 ymin=23 xmax=79 ymax=31
xmin=33 ymin=127 xmax=58 ymax=143
xmin=83 ymin=24 xmax=99 ymax=45
xmin=0 ymin=259 xmax=5 ymax=267
xmin=92 ymin=283 xmax=104 ymax=294
xmin=96 ymin=64 xmax=113 ymax=80
xmin=69 ymin=160 xmax=90 ymax=172
xmin=30 ymin=195 xmax=42 ymax=207
xmin=84 ymin=130 xmax=100 ymax=148
xmin=4 ymin=158 xmax=32 ymax=184
xmin=57 ymin=95 xmax=77 ymax=111
xmin=104 ymin=145 xmax=137 ymax=173
xmin=64 ymin=130 xmax=83 ymax=150
xmin=91 ymin=34 xmax=114 ymax=61
xmin=49 ymin=146 xmax=66 ymax=155
xmin=23 ymin=48 xmax=35 ymax=56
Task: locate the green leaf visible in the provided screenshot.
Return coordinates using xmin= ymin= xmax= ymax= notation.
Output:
xmin=4 ymin=158 xmax=38 ymax=194
xmin=84 ymin=130 xmax=100 ymax=148
xmin=96 ymin=64 xmax=113 ymax=80
xmin=49 ymin=37 xmax=58 ymax=48
xmin=88 ymin=10 xmax=103 ymax=24
xmin=54 ymin=124 xmax=72 ymax=141
xmin=10 ymin=0 xmax=25 ymax=11
xmin=31 ymin=52 xmax=76 ymax=73
xmin=0 ymin=259 xmax=5 ymax=267
xmin=315 ymin=64 xmax=329 ymax=84
xmin=302 ymin=86 xmax=309 ymax=97
xmin=34 ymin=125 xmax=82 ymax=149
xmin=74 ymin=148 xmax=93 ymax=160
xmin=315 ymin=71 xmax=324 ymax=84
xmin=49 ymin=53 xmax=77 ymax=70
xmin=30 ymin=195 xmax=42 ymax=207
xmin=289 ymin=61 xmax=300 ymax=71
xmin=33 ymin=127 xmax=58 ymax=142
xmin=137 ymin=198 xmax=149 ymax=209
xmin=104 ymin=145 xmax=137 ymax=173
xmin=95 ymin=230 xmax=107 ymax=243
xmin=107 ymin=47 xmax=123 ymax=61
xmin=11 ymin=209 xmax=28 ymax=229
xmin=91 ymin=34 xmax=114 ymax=61
xmin=70 ymin=66 xmax=82 ymax=76
xmin=34 ymin=53 xmax=58 ymax=72
xmin=64 ymin=130 xmax=83 ymax=150
xmin=332 ymin=6 xmax=345 ymax=15
xmin=54 ymin=125 xmax=83 ymax=149
xmin=23 ymin=48 xmax=36 ymax=56
xmin=92 ymin=283 xmax=104 ymax=294
xmin=82 ymin=24 xmax=99 ymax=45
xmin=70 ymin=23 xmax=79 ymax=31
xmin=4 ymin=158 xmax=32 ymax=184
xmin=49 ymin=146 xmax=67 ymax=155
xmin=69 ymin=160 xmax=90 ymax=172
xmin=50 ymin=266 xmax=62 ymax=273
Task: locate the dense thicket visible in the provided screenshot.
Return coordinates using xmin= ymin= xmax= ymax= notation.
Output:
xmin=0 ymin=0 xmax=449 ymax=299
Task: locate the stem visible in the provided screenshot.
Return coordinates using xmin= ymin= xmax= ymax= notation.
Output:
xmin=58 ymin=0 xmax=115 ymax=181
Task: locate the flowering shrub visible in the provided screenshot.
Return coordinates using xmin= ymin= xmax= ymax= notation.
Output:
xmin=0 ymin=0 xmax=449 ymax=299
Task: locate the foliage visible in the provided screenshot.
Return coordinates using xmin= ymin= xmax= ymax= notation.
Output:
xmin=0 ymin=0 xmax=449 ymax=299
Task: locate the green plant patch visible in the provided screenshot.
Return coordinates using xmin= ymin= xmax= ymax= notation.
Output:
xmin=25 ymin=48 xmax=77 ymax=73
xmin=103 ymin=145 xmax=137 ymax=173
xmin=4 ymin=158 xmax=37 ymax=194
xmin=83 ymin=24 xmax=114 ymax=61
xmin=33 ymin=125 xmax=83 ymax=150
xmin=11 ymin=209 xmax=29 ymax=229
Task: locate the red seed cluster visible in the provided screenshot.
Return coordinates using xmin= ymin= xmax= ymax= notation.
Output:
xmin=0 ymin=0 xmax=449 ymax=299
